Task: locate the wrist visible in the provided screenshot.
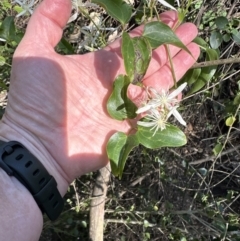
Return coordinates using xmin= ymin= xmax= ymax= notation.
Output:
xmin=0 ymin=168 xmax=43 ymax=240
xmin=0 ymin=117 xmax=69 ymax=197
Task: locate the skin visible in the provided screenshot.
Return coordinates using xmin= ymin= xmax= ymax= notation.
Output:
xmin=0 ymin=0 xmax=200 ymax=240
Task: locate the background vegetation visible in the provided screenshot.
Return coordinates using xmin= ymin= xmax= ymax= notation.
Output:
xmin=0 ymin=0 xmax=240 ymax=240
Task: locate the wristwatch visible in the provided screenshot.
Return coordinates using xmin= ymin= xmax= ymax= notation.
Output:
xmin=0 ymin=140 xmax=64 ymax=221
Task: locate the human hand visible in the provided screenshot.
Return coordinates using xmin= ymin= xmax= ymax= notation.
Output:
xmin=0 ymin=0 xmax=200 ymax=194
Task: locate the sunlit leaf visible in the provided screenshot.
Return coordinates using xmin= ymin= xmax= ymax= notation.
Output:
xmin=0 ymin=16 xmax=23 ymax=44
xmin=107 ymin=132 xmax=139 ymax=178
xmin=225 ymin=116 xmax=236 ymax=126
xmin=213 ymin=143 xmax=223 ymax=156
xmin=92 ymin=0 xmax=132 ymax=25
xmin=0 ymin=16 xmax=16 ymax=42
xmin=136 ymin=124 xmax=186 ymax=149
xmin=144 ymin=220 xmax=150 ymax=228
xmin=143 ymin=21 xmax=191 ymax=55
xmin=122 ymin=32 xmax=135 ymax=81
xmin=122 ymin=34 xmax=152 ymax=83
xmin=107 ymin=75 xmax=137 ymax=120
xmin=132 ymin=36 xmax=152 ymax=83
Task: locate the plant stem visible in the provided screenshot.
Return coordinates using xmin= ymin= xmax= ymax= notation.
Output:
xmin=191 ymin=57 xmax=240 ymax=69
xmin=166 ymin=45 xmax=177 ymax=88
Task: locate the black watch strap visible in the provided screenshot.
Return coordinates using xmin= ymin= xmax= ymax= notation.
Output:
xmin=0 ymin=140 xmax=64 ymax=221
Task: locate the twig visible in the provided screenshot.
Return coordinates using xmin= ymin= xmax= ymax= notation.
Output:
xmin=227 ymin=0 xmax=237 ymax=18
xmin=189 ymin=144 xmax=240 ymax=165
xmin=89 ymin=163 xmax=111 ymax=241
xmin=119 ymin=170 xmax=159 ymax=197
xmin=72 ymin=180 xmax=80 ymax=211
xmin=105 ymin=219 xmax=156 ymax=227
xmin=191 ymin=58 xmax=240 ymax=69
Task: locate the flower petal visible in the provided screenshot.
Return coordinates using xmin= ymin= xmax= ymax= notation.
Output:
xmin=168 ymin=108 xmax=186 ymax=126
xmin=157 ymin=0 xmax=176 ymax=10
xmin=168 ymin=82 xmax=187 ymax=99
xmin=136 ymin=104 xmax=152 ymax=114
xmin=137 ymin=121 xmax=155 ymax=127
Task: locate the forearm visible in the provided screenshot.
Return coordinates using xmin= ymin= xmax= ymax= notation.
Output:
xmin=0 ymin=168 xmax=43 ymax=240
xmin=0 ymin=117 xmax=69 ymax=240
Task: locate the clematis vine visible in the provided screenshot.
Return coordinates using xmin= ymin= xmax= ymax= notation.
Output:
xmin=136 ymin=83 xmax=187 ymax=135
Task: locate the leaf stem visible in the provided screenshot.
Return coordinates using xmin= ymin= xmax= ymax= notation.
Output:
xmin=166 ymin=44 xmax=177 ymax=88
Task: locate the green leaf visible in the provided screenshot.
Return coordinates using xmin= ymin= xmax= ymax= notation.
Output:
xmin=136 ymin=124 xmax=186 ymax=149
xmin=232 ymin=30 xmax=240 ymax=44
xmin=0 ymin=16 xmax=16 ymax=42
xmin=213 ymin=143 xmax=223 ymax=156
xmin=225 ymin=116 xmax=236 ymax=126
xmin=143 ymin=21 xmax=191 ymax=55
xmin=179 ymin=68 xmax=201 ymax=86
xmin=198 ymin=167 xmax=207 ymax=176
xmin=92 ymin=0 xmax=132 ymax=25
xmin=222 ymin=33 xmax=231 ymax=42
xmin=0 ymin=16 xmax=23 ymax=44
xmin=201 ymin=48 xmax=219 ymax=78
xmin=121 ymin=34 xmax=152 ymax=83
xmin=215 ymin=16 xmax=228 ymax=30
xmin=233 ymin=93 xmax=240 ymax=105
xmin=193 ymin=37 xmax=208 ymax=49
xmin=107 ymin=75 xmax=137 ymax=120
xmin=13 ymin=6 xmax=23 ymax=14
xmin=210 ymin=31 xmax=222 ymax=49
xmin=132 ymin=36 xmax=152 ymax=83
xmin=56 ymin=37 xmax=75 ymax=54
xmin=187 ymin=49 xmax=219 ymax=96
xmin=122 ymin=32 xmax=135 ymax=82
xmin=144 ymin=220 xmax=150 ymax=228
xmin=107 ymin=132 xmax=139 ymax=178
xmin=0 ymin=56 xmax=6 ymax=66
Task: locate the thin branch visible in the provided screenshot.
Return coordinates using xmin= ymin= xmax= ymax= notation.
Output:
xmin=105 ymin=219 xmax=156 ymax=227
xmin=191 ymin=58 xmax=240 ymax=69
xmin=189 ymin=144 xmax=240 ymax=165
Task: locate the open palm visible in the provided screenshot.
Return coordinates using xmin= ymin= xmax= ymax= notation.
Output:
xmin=1 ymin=0 xmax=200 ymax=192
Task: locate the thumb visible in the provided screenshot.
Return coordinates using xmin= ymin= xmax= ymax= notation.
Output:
xmin=18 ymin=0 xmax=72 ymax=49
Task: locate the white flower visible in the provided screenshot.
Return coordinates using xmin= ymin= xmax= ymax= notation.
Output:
xmin=136 ymin=83 xmax=187 ymax=114
xmin=13 ymin=0 xmax=34 ymax=18
xmin=157 ymin=0 xmax=180 ymax=10
xmin=0 ymin=38 xmax=6 ymax=42
xmin=137 ymin=109 xmax=168 ymax=136
xmin=136 ymin=83 xmax=187 ymax=134
xmin=167 ymin=105 xmax=186 ymax=126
